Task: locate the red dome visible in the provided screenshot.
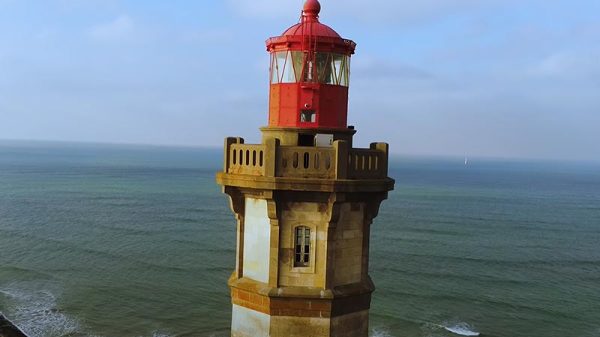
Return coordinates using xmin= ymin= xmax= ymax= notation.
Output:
xmin=265 ymin=0 xmax=355 ymax=55
xmin=282 ymin=22 xmax=341 ymax=38
xmin=281 ymin=0 xmax=340 ymax=38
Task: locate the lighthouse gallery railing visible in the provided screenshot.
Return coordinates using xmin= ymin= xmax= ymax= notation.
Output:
xmin=224 ymin=138 xmax=388 ymax=180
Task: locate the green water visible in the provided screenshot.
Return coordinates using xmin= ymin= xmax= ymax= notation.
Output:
xmin=0 ymin=141 xmax=599 ymax=337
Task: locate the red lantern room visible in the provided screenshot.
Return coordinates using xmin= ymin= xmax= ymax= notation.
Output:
xmin=266 ymin=0 xmax=356 ymax=129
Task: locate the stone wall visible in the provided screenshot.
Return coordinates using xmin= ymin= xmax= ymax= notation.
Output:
xmin=333 ymin=202 xmax=365 ymax=286
xmin=279 ymin=201 xmax=329 ymax=288
xmin=242 ymin=197 xmax=271 ymax=283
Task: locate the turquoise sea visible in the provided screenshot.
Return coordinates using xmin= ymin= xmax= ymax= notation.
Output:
xmin=0 ymin=141 xmax=599 ymax=337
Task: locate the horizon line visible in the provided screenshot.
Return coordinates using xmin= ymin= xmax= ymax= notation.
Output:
xmin=1 ymin=137 xmax=598 ymax=165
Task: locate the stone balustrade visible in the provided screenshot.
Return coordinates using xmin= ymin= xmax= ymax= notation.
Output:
xmin=347 ymin=145 xmax=388 ymax=179
xmin=223 ymin=137 xmax=388 ymax=180
xmin=227 ymin=142 xmax=267 ymax=176
xmin=277 ymin=146 xmax=335 ymax=179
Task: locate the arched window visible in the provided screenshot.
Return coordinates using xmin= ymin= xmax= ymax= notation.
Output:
xmin=294 ymin=226 xmax=311 ymax=267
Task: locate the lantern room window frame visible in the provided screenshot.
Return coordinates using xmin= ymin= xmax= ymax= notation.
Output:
xmin=270 ymin=50 xmax=350 ymax=87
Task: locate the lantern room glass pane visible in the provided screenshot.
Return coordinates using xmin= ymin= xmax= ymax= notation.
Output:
xmin=317 ymin=53 xmax=336 ymax=85
xmin=339 ymin=55 xmax=350 ymax=87
xmin=332 ymin=54 xmax=344 ymax=85
xmin=270 ymin=53 xmax=280 ymax=84
xmin=307 ymin=53 xmax=350 ymax=87
xmin=292 ymin=51 xmax=304 ymax=83
xmin=281 ymin=51 xmax=296 ymax=83
xmin=272 ymin=51 xmax=350 ymax=86
xmin=275 ymin=52 xmax=287 ymax=83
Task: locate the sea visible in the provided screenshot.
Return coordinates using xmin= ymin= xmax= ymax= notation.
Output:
xmin=0 ymin=140 xmax=599 ymax=337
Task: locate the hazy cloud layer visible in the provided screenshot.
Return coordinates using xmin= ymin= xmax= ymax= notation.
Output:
xmin=227 ymin=0 xmax=491 ymax=22
xmin=0 ymin=0 xmax=599 ymax=161
xmin=89 ymin=15 xmax=134 ymax=41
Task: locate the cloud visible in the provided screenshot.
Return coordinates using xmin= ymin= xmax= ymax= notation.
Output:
xmin=352 ymin=58 xmax=433 ymax=81
xmin=331 ymin=0 xmax=481 ymax=23
xmin=56 ymin=0 xmax=119 ymax=11
xmin=225 ymin=0 xmax=298 ymax=19
xmin=178 ymin=28 xmax=234 ymax=44
xmin=89 ymin=15 xmax=134 ymax=41
xmin=226 ymin=0 xmax=504 ymax=24
xmin=532 ymin=50 xmax=600 ymax=79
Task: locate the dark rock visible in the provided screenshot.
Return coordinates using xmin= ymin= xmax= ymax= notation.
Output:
xmin=0 ymin=313 xmax=28 ymax=337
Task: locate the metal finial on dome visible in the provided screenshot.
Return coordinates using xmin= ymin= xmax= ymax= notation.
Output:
xmin=302 ymin=0 xmax=321 ymax=18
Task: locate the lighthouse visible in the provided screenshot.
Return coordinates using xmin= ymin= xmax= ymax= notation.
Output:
xmin=216 ymin=1 xmax=394 ymax=336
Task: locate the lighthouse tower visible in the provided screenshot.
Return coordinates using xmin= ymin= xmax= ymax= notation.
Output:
xmin=216 ymin=1 xmax=394 ymax=336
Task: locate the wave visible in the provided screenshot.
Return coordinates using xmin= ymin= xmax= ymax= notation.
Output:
xmin=443 ymin=322 xmax=480 ymax=336
xmin=0 ymin=286 xmax=81 ymax=337
xmin=136 ymin=332 xmax=173 ymax=337
xmin=419 ymin=321 xmax=482 ymax=337
xmin=1 ymin=284 xmax=184 ymax=337
xmin=371 ymin=321 xmax=482 ymax=337
xmin=371 ymin=327 xmax=394 ymax=337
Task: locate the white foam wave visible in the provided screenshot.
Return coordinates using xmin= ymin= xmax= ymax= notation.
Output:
xmin=0 ymin=286 xmax=81 ymax=337
xmin=147 ymin=333 xmax=172 ymax=337
xmin=371 ymin=327 xmax=395 ymax=337
xmin=443 ymin=322 xmax=480 ymax=336
xmin=133 ymin=332 xmax=176 ymax=337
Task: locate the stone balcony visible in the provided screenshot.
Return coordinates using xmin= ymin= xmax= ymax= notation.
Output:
xmin=217 ymin=137 xmax=394 ymax=193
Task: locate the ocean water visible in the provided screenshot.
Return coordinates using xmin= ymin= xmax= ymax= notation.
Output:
xmin=0 ymin=141 xmax=599 ymax=337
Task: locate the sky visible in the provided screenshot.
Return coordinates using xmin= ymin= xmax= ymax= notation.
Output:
xmin=0 ymin=0 xmax=599 ymax=161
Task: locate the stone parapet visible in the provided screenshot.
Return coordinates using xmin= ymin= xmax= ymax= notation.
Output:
xmin=222 ymin=137 xmax=390 ymax=182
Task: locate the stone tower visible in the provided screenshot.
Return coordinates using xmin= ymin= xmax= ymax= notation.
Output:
xmin=216 ymin=1 xmax=394 ymax=336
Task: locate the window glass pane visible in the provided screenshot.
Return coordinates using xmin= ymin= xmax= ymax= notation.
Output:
xmin=300 ymin=110 xmax=315 ymax=123
xmin=294 ymin=226 xmax=311 ymax=267
xmin=339 ymin=56 xmax=350 ymax=86
xmin=332 ymin=54 xmax=344 ymax=85
xmin=271 ymin=54 xmax=279 ymax=84
xmin=316 ymin=53 xmax=335 ymax=85
xmin=275 ymin=52 xmax=287 ymax=83
xmin=281 ymin=51 xmax=296 ymax=83
xmin=292 ymin=51 xmax=304 ymax=83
